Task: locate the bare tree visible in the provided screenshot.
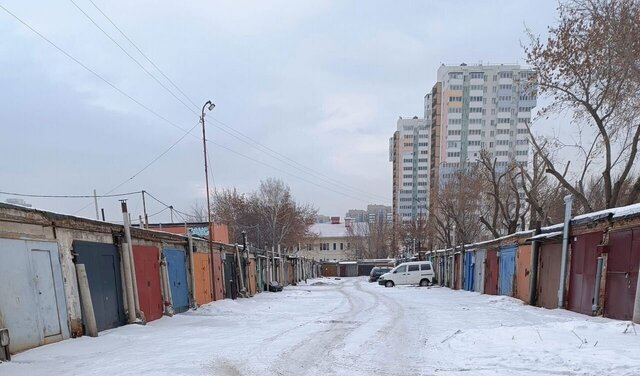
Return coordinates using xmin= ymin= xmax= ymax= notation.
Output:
xmin=525 ymin=0 xmax=640 ymax=211
xmin=207 ymin=178 xmax=317 ymax=248
xmin=429 ymin=166 xmax=486 ymax=249
xmin=518 ymin=143 xmax=567 ymax=227
xmin=346 ymin=220 xmax=393 ymax=259
xmin=477 ymin=150 xmax=529 ymax=237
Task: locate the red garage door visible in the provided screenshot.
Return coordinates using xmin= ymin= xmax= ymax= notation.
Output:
xmin=568 ymin=231 xmax=603 ymax=315
xmin=484 ymin=248 xmax=499 ymax=295
xmin=604 ymin=228 xmax=640 ymax=320
xmin=133 ymin=246 xmax=163 ymax=322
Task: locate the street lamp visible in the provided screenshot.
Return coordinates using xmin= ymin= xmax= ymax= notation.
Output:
xmin=201 ymin=100 xmax=215 ymax=294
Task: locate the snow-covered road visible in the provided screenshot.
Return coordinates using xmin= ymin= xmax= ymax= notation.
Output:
xmin=2 ymin=277 xmax=640 ymax=375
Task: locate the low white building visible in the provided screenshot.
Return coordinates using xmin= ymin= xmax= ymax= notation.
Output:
xmin=301 ymin=219 xmax=367 ymax=261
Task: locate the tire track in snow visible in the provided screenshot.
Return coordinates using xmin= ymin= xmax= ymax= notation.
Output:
xmin=268 ymin=278 xmax=371 ymax=375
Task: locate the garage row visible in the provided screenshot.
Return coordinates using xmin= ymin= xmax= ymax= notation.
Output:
xmin=0 ymin=203 xmax=320 ymax=358
xmin=431 ymin=203 xmax=640 ymax=322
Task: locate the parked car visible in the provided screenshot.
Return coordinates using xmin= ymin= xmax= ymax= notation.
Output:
xmin=268 ymin=281 xmax=283 ymax=292
xmin=369 ymin=267 xmax=392 ymax=282
xmin=378 ymin=261 xmax=435 ymax=287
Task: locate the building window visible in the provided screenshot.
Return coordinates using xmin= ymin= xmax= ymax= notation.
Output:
xmin=333 ymin=243 xmax=336 ymax=250
xmin=340 ymin=243 xmax=344 ymax=250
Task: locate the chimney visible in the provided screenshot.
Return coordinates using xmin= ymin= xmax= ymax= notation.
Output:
xmin=344 ymin=217 xmax=353 ymax=228
xmin=330 ymin=216 xmax=340 ymax=224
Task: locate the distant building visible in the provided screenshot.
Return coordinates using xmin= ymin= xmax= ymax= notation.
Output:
xmin=301 ymin=217 xmax=368 ymax=261
xmin=346 ymin=205 xmax=392 ymax=224
xmin=316 ymin=214 xmax=331 ymax=223
xmin=389 ymin=116 xmax=429 ymax=224
xmin=5 ymin=198 xmax=32 ymax=208
xmin=390 ymin=63 xmax=537 ymax=224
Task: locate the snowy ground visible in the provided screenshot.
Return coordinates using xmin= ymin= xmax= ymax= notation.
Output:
xmin=2 ymin=277 xmax=640 ymax=376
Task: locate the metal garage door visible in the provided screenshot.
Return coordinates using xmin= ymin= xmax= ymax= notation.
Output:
xmin=537 ymin=241 xmax=562 ymax=309
xmin=474 ymin=249 xmax=486 ymax=293
xmin=604 ymin=228 xmax=640 ymax=320
xmin=0 ymin=238 xmax=70 ymax=353
xmin=164 ymin=248 xmax=190 ymax=313
xmin=193 ymin=252 xmax=213 ymax=305
xmin=212 ymin=254 xmax=225 ymax=301
xmin=464 ymin=251 xmax=475 ymax=291
xmin=499 ymin=245 xmax=517 ymax=296
xmin=568 ymin=231 xmax=603 ymax=315
xmin=132 ymin=245 xmax=163 ymax=322
xmin=74 ymin=240 xmax=126 ymax=332
xmin=484 ymin=248 xmax=499 ymax=295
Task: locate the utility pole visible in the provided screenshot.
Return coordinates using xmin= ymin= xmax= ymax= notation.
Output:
xmin=120 ymin=200 xmax=137 ymax=323
xmin=200 ymin=100 xmax=216 ymax=297
xmin=93 ymin=189 xmax=100 ymax=221
xmin=141 ymin=190 xmax=149 ymax=229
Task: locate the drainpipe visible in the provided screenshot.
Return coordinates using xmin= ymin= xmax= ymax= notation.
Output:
xmin=120 ymin=201 xmax=137 ymax=324
xmin=187 ymin=230 xmax=197 ymax=308
xmin=160 ymin=255 xmax=174 ymax=316
xmin=529 ymin=223 xmax=541 ymax=306
xmin=278 ymin=244 xmax=284 ymax=285
xmin=271 ymin=245 xmax=276 ymax=284
xmin=235 ymin=244 xmax=247 ymax=297
xmin=558 ymin=195 xmax=573 ymax=309
xmin=592 ymin=256 xmax=604 ymax=315
xmin=634 ymin=261 xmax=640 ymax=323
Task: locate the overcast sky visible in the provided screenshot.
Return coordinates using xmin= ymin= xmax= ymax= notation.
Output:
xmin=0 ymin=0 xmax=559 ymax=223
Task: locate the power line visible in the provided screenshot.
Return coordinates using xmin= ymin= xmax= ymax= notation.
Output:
xmin=69 ymin=1 xmax=388 ymax=203
xmin=0 ymin=4 xmax=191 ymax=136
xmin=208 ymin=117 xmax=391 ymax=202
xmin=1 ymin=5 xmax=389 ymax=207
xmin=87 ymin=0 xmax=199 ymax=109
xmin=206 ymin=139 xmax=381 ymax=204
xmin=0 ymin=190 xmax=141 ymax=199
xmin=68 ymin=0 xmax=198 ymax=117
xmin=71 ymin=122 xmax=199 ymax=215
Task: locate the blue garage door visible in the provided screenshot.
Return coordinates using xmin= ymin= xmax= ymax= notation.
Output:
xmin=164 ymin=248 xmax=189 ymax=313
xmin=74 ymin=240 xmax=126 ymax=332
xmin=464 ymin=251 xmax=475 ymax=291
xmin=499 ymin=245 xmax=517 ymax=296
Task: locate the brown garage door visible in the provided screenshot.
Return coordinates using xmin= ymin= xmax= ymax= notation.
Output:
xmin=484 ymin=248 xmax=499 ymax=295
xmin=604 ymin=228 xmax=640 ymax=320
xmin=537 ymin=242 xmax=562 ymax=309
xmin=568 ymin=231 xmax=603 ymax=315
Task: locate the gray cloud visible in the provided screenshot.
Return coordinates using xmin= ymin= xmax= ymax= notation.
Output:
xmin=0 ymin=0 xmax=557 ymax=222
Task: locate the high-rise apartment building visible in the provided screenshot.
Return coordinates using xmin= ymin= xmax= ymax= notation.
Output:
xmin=345 ymin=205 xmax=393 ymax=224
xmin=391 ymin=63 xmax=537 ymax=224
xmin=389 ymin=116 xmax=429 ymax=224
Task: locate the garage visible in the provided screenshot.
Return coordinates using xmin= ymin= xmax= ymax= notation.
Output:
xmin=484 ymin=247 xmax=499 ymax=295
xmin=132 ymin=245 xmax=163 ymax=322
xmin=74 ymin=240 xmax=126 ymax=332
xmin=567 ymin=231 xmax=604 ymax=315
xmin=193 ymin=252 xmax=213 ymax=306
xmin=163 ymin=248 xmax=190 ymax=313
xmin=604 ymin=227 xmax=640 ymax=320
xmin=536 ymin=240 xmax=563 ymax=309
xmin=0 ymin=238 xmax=70 ymax=354
xmin=499 ymin=245 xmax=517 ymax=296
xmin=474 ymin=249 xmax=486 ymax=293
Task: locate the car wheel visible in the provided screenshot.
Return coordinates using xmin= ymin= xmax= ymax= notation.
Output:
xmin=419 ymin=279 xmax=429 ymax=287
xmin=385 ymin=280 xmax=394 ymax=288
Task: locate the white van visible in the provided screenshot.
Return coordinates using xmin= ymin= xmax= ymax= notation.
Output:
xmin=378 ymin=261 xmax=435 ymax=287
